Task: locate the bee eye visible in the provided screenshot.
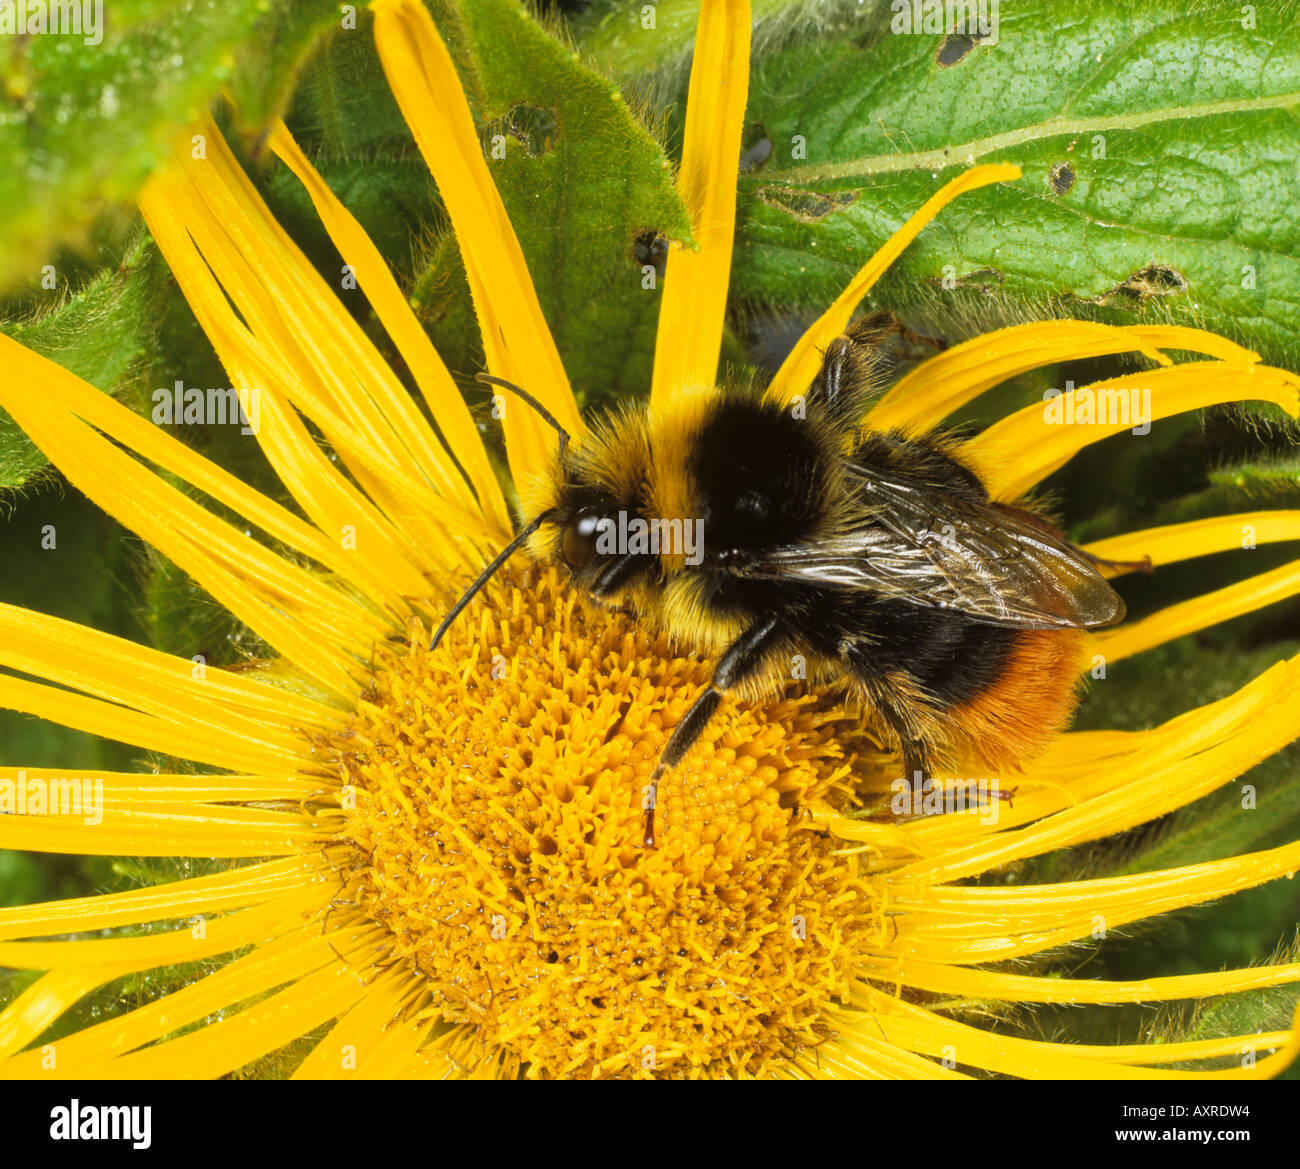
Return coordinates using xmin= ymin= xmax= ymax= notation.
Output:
xmin=561 ymin=508 xmax=604 ymax=570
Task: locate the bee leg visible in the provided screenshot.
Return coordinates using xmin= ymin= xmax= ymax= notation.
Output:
xmin=818 ymin=312 xmax=948 ymax=427
xmin=644 ymin=615 xmax=783 ymax=848
xmin=866 ymin=695 xmax=934 ymax=814
xmin=899 ymin=737 xmax=934 ymax=815
xmin=818 ymin=314 xmax=894 ymax=425
xmin=843 ymin=310 xmax=902 ymax=348
xmin=838 ymin=643 xmax=939 ymax=814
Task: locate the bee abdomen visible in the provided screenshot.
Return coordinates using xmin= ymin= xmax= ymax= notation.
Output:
xmin=835 ymin=603 xmax=1083 ymax=772
xmin=946 ymin=628 xmax=1086 ymax=771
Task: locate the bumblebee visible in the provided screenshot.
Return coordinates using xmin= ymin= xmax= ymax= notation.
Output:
xmin=432 ymin=317 xmax=1130 ymax=846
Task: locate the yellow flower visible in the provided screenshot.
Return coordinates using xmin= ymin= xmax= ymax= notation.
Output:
xmin=2 ymin=0 xmax=1300 ymax=1079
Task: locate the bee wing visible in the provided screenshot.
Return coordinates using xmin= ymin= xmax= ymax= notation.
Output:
xmin=740 ymin=466 xmax=1124 ymax=630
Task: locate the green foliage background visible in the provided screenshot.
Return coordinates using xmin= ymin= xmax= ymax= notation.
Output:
xmin=1 ymin=0 xmax=1299 ymax=1074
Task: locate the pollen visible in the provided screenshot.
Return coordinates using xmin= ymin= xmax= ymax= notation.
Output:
xmin=328 ymin=567 xmax=885 ymax=1079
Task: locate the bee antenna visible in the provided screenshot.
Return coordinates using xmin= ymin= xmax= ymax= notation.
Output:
xmin=475 ymin=372 xmax=570 ymax=459
xmin=429 ymin=510 xmax=558 ymax=652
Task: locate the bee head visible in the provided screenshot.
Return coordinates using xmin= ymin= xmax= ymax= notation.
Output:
xmin=557 ymin=504 xmax=606 ymax=573
xmin=522 ymin=404 xmax=659 ymax=600
xmin=543 ymin=494 xmax=633 ymax=597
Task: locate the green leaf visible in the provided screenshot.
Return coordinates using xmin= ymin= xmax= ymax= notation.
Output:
xmin=1183 ymin=959 xmax=1300 ymax=1048
xmin=261 ymin=10 xmax=446 ymax=332
xmin=734 ymin=0 xmax=1300 ymax=373
xmin=570 ymin=0 xmax=872 ymax=96
xmin=407 ymin=0 xmax=694 ymax=403
xmin=263 ymin=155 xmax=438 ymax=276
xmin=285 ymin=7 xmax=419 ymax=157
xmin=223 ymin=1 xmax=344 ymax=129
xmin=0 ymin=233 xmax=167 ymax=491
xmin=0 ymin=0 xmax=340 ymax=290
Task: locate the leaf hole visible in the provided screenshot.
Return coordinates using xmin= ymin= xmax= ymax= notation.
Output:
xmin=1108 ymin=265 xmax=1189 ymax=301
xmin=936 ymin=33 xmax=982 ymax=66
xmin=755 ymin=185 xmax=856 ymax=223
xmin=739 ymin=122 xmax=773 ymax=173
xmin=1048 ymin=161 xmax=1076 ymax=195
xmin=498 ymin=103 xmax=558 ymax=157
xmin=632 ymin=230 xmax=668 ymax=278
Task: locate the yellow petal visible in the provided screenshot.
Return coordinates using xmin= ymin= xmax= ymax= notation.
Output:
xmin=0 ymin=674 xmax=302 ymax=778
xmin=1083 ymin=510 xmax=1300 ymax=570
xmin=0 ymin=892 xmax=318 ymax=971
xmin=0 ymin=969 xmax=125 ymax=1062
xmin=371 ymin=0 xmax=581 ymax=490
xmin=893 ymin=646 xmax=1300 ymax=850
xmin=267 ymin=120 xmax=512 ymax=537
xmin=649 ymin=0 xmax=751 ymax=409
xmin=1 ymin=393 xmax=373 ymax=700
xmin=0 ymin=806 xmax=325 ymax=859
xmin=0 ymin=604 xmax=343 ymax=737
xmin=0 ymin=922 xmax=338 ymax=1076
xmin=863 ymin=956 xmax=1300 ymax=1004
xmin=414 ymin=1026 xmax=499 ymax=1080
xmin=292 ymin=972 xmax=424 ymax=1079
xmin=1097 ymin=560 xmax=1300 ymax=663
xmin=0 ymin=333 xmax=413 ymax=614
xmin=891 ymin=840 xmax=1300 ymax=933
xmin=178 ymin=121 xmax=484 ymax=542
xmin=95 ymin=935 xmax=384 ymax=1079
xmin=812 ymin=1026 xmax=966 ymax=1079
xmin=965 ymin=360 xmax=1300 ymax=500
xmin=865 ymin=997 xmax=1298 ymax=1078
xmin=830 ymin=651 xmax=1300 ymax=884
xmin=0 ymin=858 xmax=321 ymax=941
xmin=867 ymin=322 xmax=1266 ymax=436
xmin=891 ymin=842 xmax=1300 ymax=964
xmin=1081 ymin=511 xmax=1300 ymax=661
xmin=90 ymin=774 xmax=321 ymax=805
xmin=144 ymin=152 xmax=482 ymax=580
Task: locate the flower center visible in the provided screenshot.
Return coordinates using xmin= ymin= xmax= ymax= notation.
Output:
xmin=331 ymin=567 xmax=883 ymax=1078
